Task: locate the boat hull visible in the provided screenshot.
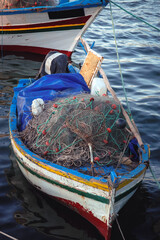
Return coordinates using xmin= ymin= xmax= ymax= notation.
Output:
xmin=10 ymin=132 xmax=147 ymax=240
xmin=11 ymin=136 xmax=112 ymax=239
xmin=9 ymin=78 xmax=148 ymax=239
xmin=0 ymin=6 xmax=103 ymax=57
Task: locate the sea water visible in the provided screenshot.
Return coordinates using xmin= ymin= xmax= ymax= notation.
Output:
xmin=0 ymin=0 xmax=160 ymax=239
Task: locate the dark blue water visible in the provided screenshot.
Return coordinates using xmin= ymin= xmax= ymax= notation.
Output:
xmin=0 ymin=1 xmax=160 ymax=239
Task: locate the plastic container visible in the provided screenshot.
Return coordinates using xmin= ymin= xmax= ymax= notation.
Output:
xmin=91 ymin=77 xmax=107 ymax=96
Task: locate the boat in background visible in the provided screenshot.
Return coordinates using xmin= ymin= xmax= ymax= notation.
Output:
xmin=0 ymin=0 xmax=107 ymax=57
xmin=9 ymin=38 xmax=150 ymax=239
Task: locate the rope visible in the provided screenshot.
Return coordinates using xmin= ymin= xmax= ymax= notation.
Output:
xmin=145 ymin=178 xmax=160 ymax=182
xmin=80 ymin=37 xmax=144 ymax=148
xmin=110 ymin=0 xmax=160 ymax=32
xmin=108 ymin=2 xmax=160 ymax=191
xmin=114 ymin=176 xmax=160 ymax=182
xmin=115 ymin=217 xmax=126 ymax=240
xmin=109 ymin=1 xmax=132 ymax=116
xmin=0 ymin=231 xmax=18 ymax=240
xmin=21 ymin=94 xmax=131 ymax=168
xmin=149 ymin=165 xmax=160 ymax=189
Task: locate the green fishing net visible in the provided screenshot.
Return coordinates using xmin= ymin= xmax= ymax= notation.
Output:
xmin=20 ymin=94 xmax=131 ymax=168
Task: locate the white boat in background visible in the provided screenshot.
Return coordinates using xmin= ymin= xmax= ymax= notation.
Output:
xmin=0 ymin=0 xmax=108 ymax=57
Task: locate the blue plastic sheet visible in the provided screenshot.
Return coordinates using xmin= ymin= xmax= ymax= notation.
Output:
xmin=17 ymin=73 xmax=90 ymax=131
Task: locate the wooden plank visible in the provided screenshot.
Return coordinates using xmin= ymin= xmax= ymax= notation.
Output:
xmin=80 ymin=49 xmax=103 ymax=87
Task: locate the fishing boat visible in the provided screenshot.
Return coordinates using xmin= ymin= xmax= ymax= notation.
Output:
xmin=0 ymin=0 xmax=107 ymax=57
xmin=9 ymin=38 xmax=150 ymax=240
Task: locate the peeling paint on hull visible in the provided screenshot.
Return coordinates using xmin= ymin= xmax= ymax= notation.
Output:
xmin=9 ymin=78 xmax=148 ymax=240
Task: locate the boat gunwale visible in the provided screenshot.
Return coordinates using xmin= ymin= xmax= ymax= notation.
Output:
xmin=0 ymin=0 xmax=107 ymax=15
xmin=13 ymin=144 xmax=111 ymax=204
xmin=10 ymin=133 xmax=147 ymax=206
xmin=10 ymin=130 xmax=110 ymax=191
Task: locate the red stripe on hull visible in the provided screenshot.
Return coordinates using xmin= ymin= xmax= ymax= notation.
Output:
xmin=56 ymin=197 xmax=111 ymax=240
xmin=1 ymin=45 xmax=72 ymax=58
xmin=2 ymin=16 xmax=91 ymax=30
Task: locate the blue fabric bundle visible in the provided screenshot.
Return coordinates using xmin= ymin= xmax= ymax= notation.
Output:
xmin=128 ymin=137 xmax=139 ymax=161
xmin=17 ymin=73 xmax=90 ymax=131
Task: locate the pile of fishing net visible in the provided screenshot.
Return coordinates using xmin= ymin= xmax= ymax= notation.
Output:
xmin=1 ymin=0 xmax=58 ymax=9
xmin=20 ymin=93 xmax=131 ymax=168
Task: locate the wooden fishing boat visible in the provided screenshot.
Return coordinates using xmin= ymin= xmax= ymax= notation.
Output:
xmin=9 ymin=39 xmax=150 ymax=240
xmin=0 ymin=0 xmax=107 ymax=57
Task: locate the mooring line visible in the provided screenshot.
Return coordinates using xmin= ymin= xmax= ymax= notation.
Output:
xmin=115 ymin=217 xmax=126 ymax=240
xmin=149 ymin=165 xmax=160 ymax=189
xmin=0 ymin=231 xmax=18 ymax=240
xmin=110 ymin=0 xmax=160 ymax=32
xmin=109 ymin=1 xmax=132 ymax=116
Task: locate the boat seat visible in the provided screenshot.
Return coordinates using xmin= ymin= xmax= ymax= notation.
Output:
xmin=80 ymin=49 xmax=103 ymax=87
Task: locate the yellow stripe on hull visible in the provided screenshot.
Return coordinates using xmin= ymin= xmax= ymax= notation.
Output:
xmin=11 ymin=134 xmax=146 ymax=193
xmin=2 ymin=23 xmax=85 ymax=32
xmin=12 ymin=136 xmax=110 ymax=192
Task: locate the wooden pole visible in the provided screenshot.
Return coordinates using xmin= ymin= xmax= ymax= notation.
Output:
xmin=80 ymin=37 xmax=145 ymax=150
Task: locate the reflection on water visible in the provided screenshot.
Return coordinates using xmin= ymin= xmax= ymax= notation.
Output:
xmin=5 ymin=147 xmax=160 ymax=240
xmin=5 ymin=148 xmax=104 ymax=240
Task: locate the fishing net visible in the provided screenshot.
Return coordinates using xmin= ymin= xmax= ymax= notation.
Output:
xmin=20 ymin=93 xmax=131 ymax=168
xmin=1 ymin=0 xmax=59 ymax=9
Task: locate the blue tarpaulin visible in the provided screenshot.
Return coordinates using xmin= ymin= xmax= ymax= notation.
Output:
xmin=17 ymin=73 xmax=90 ymax=131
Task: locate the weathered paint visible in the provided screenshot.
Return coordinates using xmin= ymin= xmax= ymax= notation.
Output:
xmin=0 ymin=4 xmax=104 ymax=56
xmin=12 ymin=137 xmax=110 ymax=192
xmin=13 ymin=144 xmax=112 ymax=232
xmin=9 ymin=78 xmax=148 ymax=240
xmin=0 ymin=16 xmax=90 ymax=33
xmin=56 ymin=197 xmax=111 ymax=239
xmin=10 ymin=132 xmax=147 ymax=240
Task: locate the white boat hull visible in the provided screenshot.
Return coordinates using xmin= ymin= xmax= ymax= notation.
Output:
xmin=0 ymin=6 xmax=103 ymax=56
xmin=10 ymin=133 xmax=147 ymax=240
